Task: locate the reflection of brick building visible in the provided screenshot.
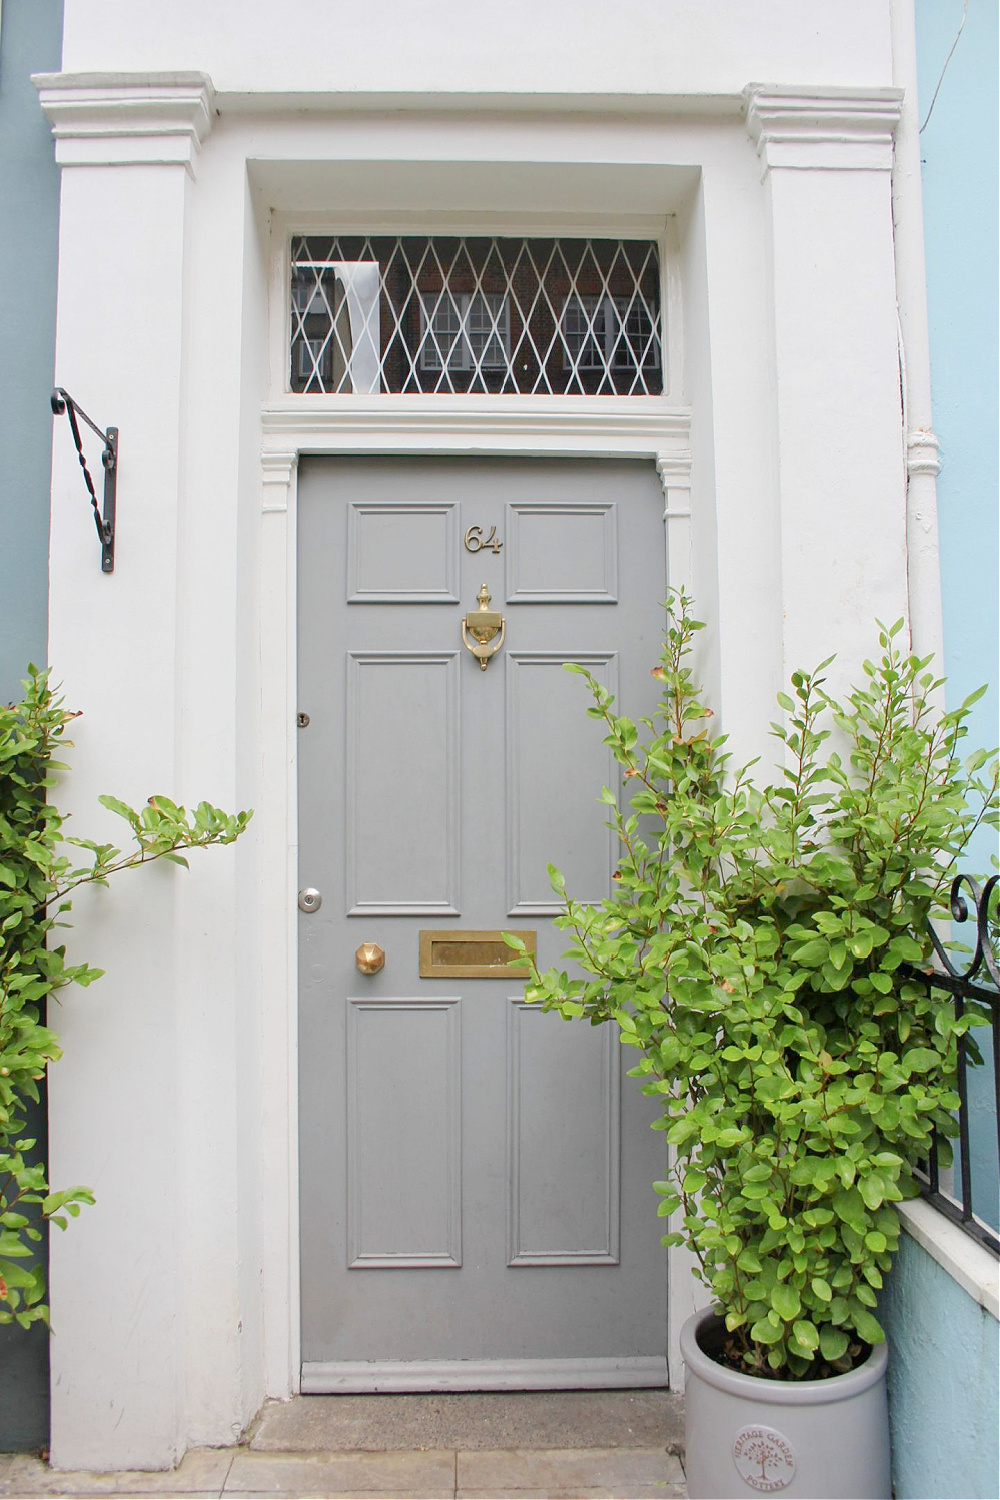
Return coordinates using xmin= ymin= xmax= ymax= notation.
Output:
xmin=291 ymin=237 xmax=662 ymax=394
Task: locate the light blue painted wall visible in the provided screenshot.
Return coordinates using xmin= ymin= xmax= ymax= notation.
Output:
xmin=0 ymin=0 xmax=63 ymax=1452
xmin=916 ymin=0 xmax=999 ymax=1230
xmin=918 ymin=0 xmax=999 ymax=851
xmin=881 ymin=6 xmax=1000 ymax=1498
xmin=881 ymin=1233 xmax=999 ymax=1500
xmin=0 ymin=0 xmax=62 ymax=703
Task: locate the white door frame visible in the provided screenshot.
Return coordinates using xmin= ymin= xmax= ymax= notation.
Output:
xmin=258 ymin=400 xmax=693 ymax=1395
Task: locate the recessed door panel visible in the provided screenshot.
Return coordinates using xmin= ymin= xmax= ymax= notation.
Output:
xmin=505 ymin=651 xmax=619 ymax=914
xmin=347 ymin=501 xmax=460 ymax=602
xmin=347 ymin=998 xmax=462 ymax=1267
xmin=298 ymin=455 xmax=668 ymax=1390
xmin=505 ymin=501 xmax=618 ymax=602
xmin=507 ymin=1000 xmax=620 ymax=1265
xmin=345 ymin=651 xmax=460 ymax=914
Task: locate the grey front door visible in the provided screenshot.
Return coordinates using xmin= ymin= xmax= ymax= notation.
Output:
xmin=298 ymin=456 xmax=668 ymax=1391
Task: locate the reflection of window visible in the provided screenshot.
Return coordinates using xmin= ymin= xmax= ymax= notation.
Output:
xmin=291 ymin=263 xmax=380 ymax=393
xmin=562 ymin=295 xmax=657 ymax=372
xmin=419 ymin=293 xmax=510 ymax=372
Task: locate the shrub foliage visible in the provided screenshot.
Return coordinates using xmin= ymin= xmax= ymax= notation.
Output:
xmin=514 ymin=595 xmax=998 ymax=1378
xmin=0 ymin=668 xmax=251 ymax=1328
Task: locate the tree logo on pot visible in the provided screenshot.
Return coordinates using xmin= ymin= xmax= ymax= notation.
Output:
xmin=732 ymin=1426 xmax=796 ymax=1492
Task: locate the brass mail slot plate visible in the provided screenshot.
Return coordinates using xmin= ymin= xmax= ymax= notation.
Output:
xmin=419 ymin=929 xmax=536 ymax=979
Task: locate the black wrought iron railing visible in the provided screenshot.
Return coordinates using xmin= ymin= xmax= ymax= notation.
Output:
xmin=905 ymin=874 xmax=999 ymax=1256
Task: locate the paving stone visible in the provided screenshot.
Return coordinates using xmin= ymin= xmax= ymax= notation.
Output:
xmin=249 ymin=1390 xmax=684 ymax=1453
xmin=457 ymin=1446 xmax=684 ymax=1494
xmin=457 ymin=1489 xmax=687 ymax=1499
xmin=0 ymin=1449 xmax=233 ymax=1496
xmin=223 ymin=1448 xmax=455 ymax=1496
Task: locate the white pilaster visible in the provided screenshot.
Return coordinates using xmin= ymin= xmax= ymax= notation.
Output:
xmin=745 ymin=84 xmax=907 ymax=696
xmin=35 ymin=72 xmax=214 ymax=1471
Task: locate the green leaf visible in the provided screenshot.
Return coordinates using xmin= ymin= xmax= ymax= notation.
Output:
xmin=901 ymin=1047 xmax=940 ymax=1075
xmin=858 ymin=1173 xmax=886 ymax=1210
xmin=819 ymin=1326 xmax=850 ymax=1362
xmin=770 ymin=1283 xmax=801 ymax=1322
xmin=852 ymin=1308 xmax=886 ymax=1346
xmin=791 ymin=1319 xmax=819 ymax=1352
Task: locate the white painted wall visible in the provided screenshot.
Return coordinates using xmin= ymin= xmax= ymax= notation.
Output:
xmin=32 ymin=0 xmax=934 ymax=1471
xmin=59 ymin=0 xmax=894 ymax=97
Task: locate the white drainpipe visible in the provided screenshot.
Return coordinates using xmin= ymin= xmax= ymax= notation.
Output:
xmin=889 ymin=0 xmax=945 ymax=675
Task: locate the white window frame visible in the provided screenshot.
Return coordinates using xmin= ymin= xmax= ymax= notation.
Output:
xmin=418 ymin=290 xmax=511 ymax=373
xmin=562 ymin=293 xmax=658 ymax=373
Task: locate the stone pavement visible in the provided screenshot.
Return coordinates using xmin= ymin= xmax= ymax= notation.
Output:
xmin=0 ymin=1391 xmax=688 ymax=1499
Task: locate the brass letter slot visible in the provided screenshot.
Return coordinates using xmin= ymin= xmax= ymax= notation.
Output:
xmin=419 ymin=929 xmax=536 ymax=979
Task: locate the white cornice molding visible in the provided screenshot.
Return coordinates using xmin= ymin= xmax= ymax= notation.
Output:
xmin=260 ymin=402 xmax=691 ymax=509
xmin=744 ymin=85 xmax=904 ymax=174
xmin=32 ymin=72 xmax=215 ymax=174
xmin=214 ymin=88 xmax=744 ymax=119
xmin=261 ymin=399 xmax=690 ymax=452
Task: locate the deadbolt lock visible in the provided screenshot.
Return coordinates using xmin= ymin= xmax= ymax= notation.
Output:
xmin=298 ymin=887 xmax=322 ymax=913
xmin=461 ymin=583 xmax=505 ymax=671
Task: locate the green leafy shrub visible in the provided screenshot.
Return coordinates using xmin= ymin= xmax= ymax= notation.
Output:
xmin=514 ymin=594 xmax=998 ymax=1379
xmin=0 ymin=667 xmax=251 ymax=1328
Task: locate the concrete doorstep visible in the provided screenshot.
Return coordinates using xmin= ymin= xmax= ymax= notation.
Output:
xmin=0 ymin=1392 xmax=688 ymax=1499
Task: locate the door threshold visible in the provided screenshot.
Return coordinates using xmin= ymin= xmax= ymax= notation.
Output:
xmin=301 ymin=1356 xmax=669 ymax=1393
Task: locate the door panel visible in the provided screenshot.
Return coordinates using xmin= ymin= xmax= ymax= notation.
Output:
xmin=345 ymin=651 xmax=460 ymax=913
xmin=505 ymin=651 xmax=619 ymax=913
xmin=298 ymin=455 xmax=669 ymax=1391
xmin=507 ymin=1001 xmax=620 ymax=1266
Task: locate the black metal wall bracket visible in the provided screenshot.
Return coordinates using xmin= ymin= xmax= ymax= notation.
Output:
xmin=50 ymin=388 xmax=118 ymax=572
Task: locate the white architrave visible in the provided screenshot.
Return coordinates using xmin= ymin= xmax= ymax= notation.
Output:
xmin=257 ymin=404 xmax=692 ymax=1399
xmin=745 ymin=84 xmax=908 ymax=696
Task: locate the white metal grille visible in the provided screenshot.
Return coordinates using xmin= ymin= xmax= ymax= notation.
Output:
xmin=290 ymin=236 xmax=663 ymax=395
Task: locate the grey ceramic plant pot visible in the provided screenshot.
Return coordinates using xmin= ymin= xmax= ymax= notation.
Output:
xmin=680 ymin=1306 xmax=890 ymax=1499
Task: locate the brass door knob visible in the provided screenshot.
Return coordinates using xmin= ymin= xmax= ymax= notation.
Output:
xmin=355 ymin=942 xmax=385 ymax=975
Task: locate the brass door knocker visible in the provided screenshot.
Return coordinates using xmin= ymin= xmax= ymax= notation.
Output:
xmin=461 ymin=583 xmax=505 ymax=671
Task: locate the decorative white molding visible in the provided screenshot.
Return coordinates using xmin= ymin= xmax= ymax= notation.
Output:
xmin=744 ymin=85 xmax=903 ymax=174
xmin=32 ymin=72 xmax=215 ymax=173
xmin=655 ymin=449 xmax=692 ymax=596
xmin=261 ymin=400 xmax=691 ymax=458
xmin=906 ymin=428 xmax=942 ymax=478
xmin=655 ymin=449 xmax=693 ymax=496
xmin=261 ymin=449 xmax=299 ymax=512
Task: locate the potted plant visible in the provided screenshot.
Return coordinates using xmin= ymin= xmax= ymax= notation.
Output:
xmin=508 ymin=594 xmax=998 ymax=1499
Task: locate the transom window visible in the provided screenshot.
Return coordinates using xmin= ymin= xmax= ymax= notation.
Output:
xmin=290 ymin=236 xmax=663 ymax=395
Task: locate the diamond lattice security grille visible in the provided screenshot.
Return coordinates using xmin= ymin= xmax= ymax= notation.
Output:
xmin=290 ymin=236 xmax=663 ymax=395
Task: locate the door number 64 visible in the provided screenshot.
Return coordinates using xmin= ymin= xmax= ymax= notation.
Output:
xmin=464 ymin=525 xmax=503 ymax=554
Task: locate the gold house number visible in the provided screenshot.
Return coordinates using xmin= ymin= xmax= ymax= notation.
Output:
xmin=464 ymin=525 xmax=503 ymax=554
